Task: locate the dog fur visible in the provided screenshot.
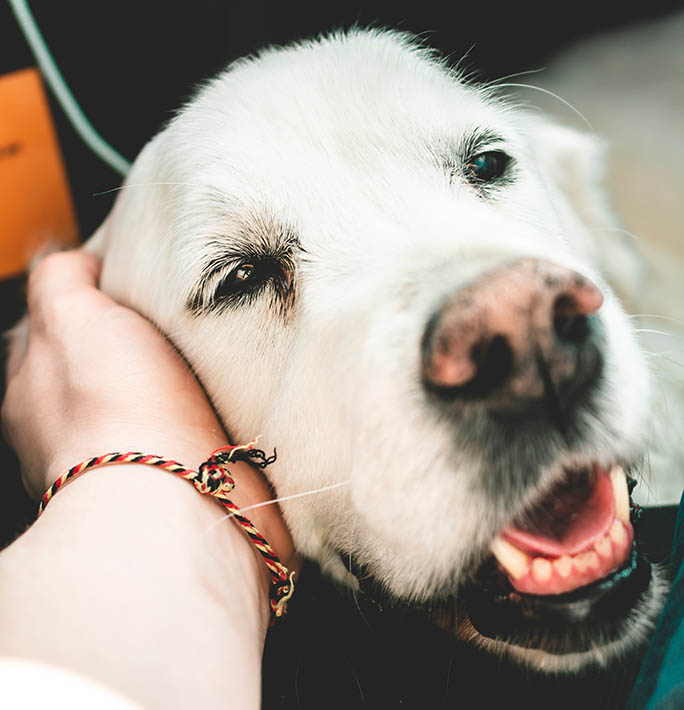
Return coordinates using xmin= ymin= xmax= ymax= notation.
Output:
xmin=84 ymin=29 xmax=671 ymax=671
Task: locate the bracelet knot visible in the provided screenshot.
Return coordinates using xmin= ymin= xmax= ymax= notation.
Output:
xmin=195 ymin=455 xmax=236 ymax=499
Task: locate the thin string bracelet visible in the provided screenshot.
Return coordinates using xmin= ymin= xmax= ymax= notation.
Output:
xmin=37 ymin=442 xmax=295 ymax=623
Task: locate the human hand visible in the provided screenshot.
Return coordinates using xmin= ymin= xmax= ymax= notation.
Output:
xmin=1 ymin=250 xmax=294 ymax=570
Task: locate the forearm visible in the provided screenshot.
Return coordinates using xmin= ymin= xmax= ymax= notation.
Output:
xmin=0 ymin=463 xmax=270 ymax=709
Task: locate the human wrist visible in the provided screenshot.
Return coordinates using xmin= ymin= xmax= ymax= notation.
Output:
xmin=35 ymin=429 xmax=302 ymax=598
xmin=35 ymin=428 xmax=296 ymax=572
xmin=30 ymin=459 xmax=273 ymax=612
xmin=1 ymin=461 xmax=269 ymax=708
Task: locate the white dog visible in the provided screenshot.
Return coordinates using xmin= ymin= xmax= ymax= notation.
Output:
xmin=87 ymin=29 xmax=669 ymax=672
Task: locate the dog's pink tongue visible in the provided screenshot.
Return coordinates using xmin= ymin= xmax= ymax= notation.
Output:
xmin=502 ymin=473 xmax=615 ymax=557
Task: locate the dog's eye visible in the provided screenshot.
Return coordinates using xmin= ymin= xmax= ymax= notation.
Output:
xmin=211 ymin=259 xmax=288 ymax=307
xmin=465 ymin=151 xmax=510 ymax=184
xmin=234 ymin=263 xmax=255 ymax=283
xmin=214 ymin=262 xmax=261 ymax=299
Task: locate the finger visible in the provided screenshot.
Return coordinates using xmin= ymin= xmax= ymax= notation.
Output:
xmin=27 ymin=250 xmax=102 ymax=314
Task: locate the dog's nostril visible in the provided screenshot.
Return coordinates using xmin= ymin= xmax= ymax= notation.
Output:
xmin=467 ymin=335 xmax=514 ymax=395
xmin=553 ymin=295 xmax=590 ymax=344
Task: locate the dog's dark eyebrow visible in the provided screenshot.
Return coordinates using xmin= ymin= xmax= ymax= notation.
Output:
xmin=186 ymin=218 xmax=300 ymax=316
xmin=434 ymin=128 xmax=516 ymax=192
xmin=433 ymin=128 xmax=510 ymax=183
xmin=460 ymin=128 xmax=506 ymax=159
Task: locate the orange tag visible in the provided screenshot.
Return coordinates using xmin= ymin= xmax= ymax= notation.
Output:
xmin=0 ymin=67 xmax=78 ymax=279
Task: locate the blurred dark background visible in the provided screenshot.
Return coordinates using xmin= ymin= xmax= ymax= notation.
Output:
xmin=1 ymin=2 xmax=683 ymax=707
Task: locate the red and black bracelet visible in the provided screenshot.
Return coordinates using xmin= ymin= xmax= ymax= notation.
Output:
xmin=38 ymin=441 xmax=295 ymax=622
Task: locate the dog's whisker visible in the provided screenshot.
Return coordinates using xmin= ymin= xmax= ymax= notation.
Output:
xmin=647 ymin=353 xmax=684 ymax=369
xmin=351 ymin=588 xmax=377 ymax=633
xmin=294 ymin=660 xmax=302 ymax=709
xmin=343 ymin=516 xmax=378 ymax=632
xmin=634 ymin=329 xmax=674 ymax=337
xmin=443 ymin=656 xmax=455 ymax=704
xmin=639 ymin=449 xmax=657 ymax=504
xmin=203 ymin=480 xmax=350 ymax=533
xmin=591 ymin=226 xmax=642 ymax=242
xmin=494 ymin=82 xmax=593 ymax=129
xmin=484 ymin=67 xmax=547 ymax=88
xmin=92 ymin=181 xmax=198 ymax=197
xmin=349 ymin=666 xmax=366 ymax=705
xmin=350 ymin=571 xmax=378 ymax=633
xmin=630 ymin=313 xmax=684 ymax=328
xmin=449 ymin=41 xmax=478 ymax=78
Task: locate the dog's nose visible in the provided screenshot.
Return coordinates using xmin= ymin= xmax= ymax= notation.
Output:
xmin=421 ymin=259 xmax=604 ymax=412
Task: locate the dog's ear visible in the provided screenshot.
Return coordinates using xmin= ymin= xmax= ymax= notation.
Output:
xmin=529 ymin=119 xmax=645 ymax=308
xmin=85 ymin=135 xmax=177 ymax=325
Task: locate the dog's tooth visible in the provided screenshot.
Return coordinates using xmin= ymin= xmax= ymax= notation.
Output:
xmin=490 ymin=536 xmax=530 ymax=580
xmin=609 ymin=519 xmax=628 ymax=547
xmin=573 ymin=552 xmax=590 ymax=574
xmin=531 ymin=558 xmax=552 ymax=583
xmin=553 ymin=555 xmax=573 ymax=579
xmin=579 ymin=550 xmax=601 ymax=576
xmin=594 ymin=535 xmax=613 ymax=562
xmin=610 ymin=465 xmax=630 ymax=523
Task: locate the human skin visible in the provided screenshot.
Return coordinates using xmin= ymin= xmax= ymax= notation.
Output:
xmin=0 ymin=250 xmax=296 ymax=709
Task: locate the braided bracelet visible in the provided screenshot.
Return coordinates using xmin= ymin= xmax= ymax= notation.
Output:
xmin=37 ymin=441 xmax=295 ymax=622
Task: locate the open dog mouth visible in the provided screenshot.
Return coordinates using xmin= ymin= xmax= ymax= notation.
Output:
xmin=345 ymin=461 xmax=654 ymax=667
xmin=490 ymin=465 xmax=633 ymax=595
xmin=460 ymin=463 xmax=653 ymax=658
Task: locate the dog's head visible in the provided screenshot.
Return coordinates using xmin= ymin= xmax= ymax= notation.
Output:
xmin=92 ymin=30 xmax=664 ymax=671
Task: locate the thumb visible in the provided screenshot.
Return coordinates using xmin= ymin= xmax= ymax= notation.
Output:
xmin=27 ymin=250 xmax=101 ymax=315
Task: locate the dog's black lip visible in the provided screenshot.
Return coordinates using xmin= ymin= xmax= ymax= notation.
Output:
xmin=463 ymin=542 xmax=651 ymax=650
